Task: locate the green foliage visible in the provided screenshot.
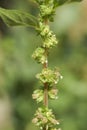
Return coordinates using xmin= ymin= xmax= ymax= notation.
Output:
xmin=0 ymin=7 xmax=38 ymax=27
xmin=57 ymin=0 xmax=83 ymax=5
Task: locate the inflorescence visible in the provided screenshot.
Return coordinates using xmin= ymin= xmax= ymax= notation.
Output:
xmin=32 ymin=1 xmax=62 ymax=130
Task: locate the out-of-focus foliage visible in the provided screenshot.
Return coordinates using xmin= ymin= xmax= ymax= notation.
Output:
xmin=0 ymin=0 xmax=87 ymax=130
xmin=57 ymin=0 xmax=83 ymax=6
xmin=0 ymin=7 xmax=38 ymax=27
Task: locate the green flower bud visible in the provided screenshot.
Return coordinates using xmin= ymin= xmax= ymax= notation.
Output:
xmin=40 ymin=4 xmax=54 ymax=18
xmin=32 ymin=47 xmax=47 ymax=64
xmin=40 ymin=23 xmax=50 ymax=37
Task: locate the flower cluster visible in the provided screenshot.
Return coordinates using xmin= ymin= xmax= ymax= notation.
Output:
xmin=32 ymin=47 xmax=47 ymax=64
xmin=32 ymin=107 xmax=59 ymax=129
xmin=43 ymin=32 xmax=58 ymax=48
xmin=35 ymin=0 xmax=56 ymax=21
xmin=32 ymin=88 xmax=58 ymax=103
xmin=39 ymin=3 xmax=54 ymax=19
xmin=33 ymin=0 xmax=58 ymax=65
xmin=36 ymin=68 xmax=62 ymax=86
xmin=32 ymin=89 xmax=44 ymax=103
xmin=48 ymin=88 xmax=58 ymax=100
xmin=38 ymin=22 xmax=58 ymax=49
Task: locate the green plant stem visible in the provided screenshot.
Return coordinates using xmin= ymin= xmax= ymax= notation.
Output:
xmin=43 ymin=18 xmax=49 ymax=107
xmin=43 ymin=20 xmax=49 ymax=130
xmin=43 ymin=48 xmax=48 ymax=107
xmin=43 ymin=60 xmax=48 ymax=130
xmin=44 ymin=82 xmax=48 ymax=107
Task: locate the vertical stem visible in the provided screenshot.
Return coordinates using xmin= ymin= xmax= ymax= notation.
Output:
xmin=43 ymin=47 xmax=48 ymax=130
xmin=44 ymin=82 xmax=48 ymax=107
xmin=43 ymin=43 xmax=48 ymax=107
xmin=43 ymin=83 xmax=48 ymax=130
xmin=43 ymin=49 xmax=48 ymax=107
xmin=43 ymin=19 xmax=49 ymax=108
xmin=43 ymin=17 xmax=49 ymax=130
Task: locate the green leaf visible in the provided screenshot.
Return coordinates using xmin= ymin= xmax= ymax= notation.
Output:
xmin=0 ymin=7 xmax=38 ymax=28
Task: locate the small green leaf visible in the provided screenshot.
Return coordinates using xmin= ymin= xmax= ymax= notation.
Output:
xmin=0 ymin=7 xmax=38 ymax=28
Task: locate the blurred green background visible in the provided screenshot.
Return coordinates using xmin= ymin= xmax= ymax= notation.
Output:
xmin=0 ymin=0 xmax=87 ymax=130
